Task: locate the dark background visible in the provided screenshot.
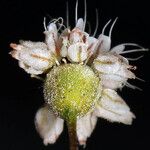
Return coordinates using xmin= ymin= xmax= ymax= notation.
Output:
xmin=0 ymin=0 xmax=149 ymax=149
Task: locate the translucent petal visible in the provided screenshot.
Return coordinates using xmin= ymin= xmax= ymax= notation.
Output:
xmin=19 ymin=40 xmax=47 ymax=49
xmin=10 ymin=42 xmax=55 ymax=75
xmin=60 ymin=29 xmax=70 ymax=57
xmin=76 ymin=18 xmax=84 ymax=30
xmin=93 ymin=53 xmax=135 ymax=89
xmin=94 ymin=89 xmax=135 ymax=125
xmin=98 ymin=34 xmax=111 ymax=51
xmin=93 ymin=53 xmax=120 ymax=74
xmin=88 ymin=36 xmax=99 ymax=54
xmin=35 ymin=105 xmax=64 ymax=145
xmin=100 ymin=74 xmax=126 ymax=89
xmin=111 ymin=45 xmax=125 ymax=53
xmin=69 ymin=28 xmax=89 ymax=44
xmin=44 ymin=23 xmax=58 ymax=54
xmin=77 ymin=113 xmax=97 ymax=146
xmin=19 ymin=61 xmax=43 ymax=75
xmin=67 ymin=43 xmax=88 ymax=62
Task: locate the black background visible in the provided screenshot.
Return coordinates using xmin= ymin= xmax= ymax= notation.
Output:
xmin=0 ymin=0 xmax=150 ymax=150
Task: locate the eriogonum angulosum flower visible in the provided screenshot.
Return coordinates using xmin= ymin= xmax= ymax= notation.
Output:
xmin=9 ymin=1 xmax=147 ymax=149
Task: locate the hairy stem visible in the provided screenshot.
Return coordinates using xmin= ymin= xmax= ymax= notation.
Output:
xmin=67 ymin=120 xmax=78 ymax=150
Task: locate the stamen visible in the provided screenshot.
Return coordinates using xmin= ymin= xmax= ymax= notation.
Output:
xmin=102 ymin=19 xmax=111 ymax=35
xmin=93 ymin=9 xmax=99 ymax=37
xmin=62 ymin=58 xmax=67 ymax=64
xmin=109 ymin=17 xmax=118 ymax=38
xmin=54 ymin=17 xmax=64 ymax=24
xmin=120 ymin=48 xmax=148 ymax=54
xmin=75 ymin=0 xmax=78 ymax=24
xmin=83 ymin=0 xmax=87 ymax=31
xmin=125 ymin=82 xmax=142 ymax=91
xmin=58 ymin=22 xmax=66 ymax=32
xmin=43 ymin=17 xmax=47 ymax=31
xmin=55 ymin=59 xmax=60 ymax=66
xmin=111 ymin=43 xmax=145 ymax=53
xmin=84 ymin=51 xmax=93 ymax=66
xmin=126 ymin=55 xmax=144 ymax=61
xmin=31 ymin=75 xmax=44 ymax=81
xmin=87 ymin=21 xmax=91 ymax=35
xmin=66 ymin=1 xmax=69 ymax=28
xmin=135 ymin=77 xmax=145 ymax=82
xmin=120 ymin=43 xmax=144 ymax=49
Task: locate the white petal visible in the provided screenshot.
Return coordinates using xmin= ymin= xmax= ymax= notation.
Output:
xmin=88 ymin=36 xmax=99 ymax=55
xmin=98 ymin=34 xmax=111 ymax=51
xmin=35 ymin=105 xmax=64 ymax=145
xmin=77 ymin=113 xmax=97 ymax=146
xmin=9 ymin=43 xmax=23 ymax=60
xmin=60 ymin=29 xmax=70 ymax=57
xmin=94 ymin=89 xmax=135 ymax=125
xmin=44 ymin=31 xmax=56 ymax=54
xmin=93 ymin=53 xmax=135 ymax=89
xmin=10 ymin=42 xmax=55 ymax=75
xmin=111 ymin=43 xmax=144 ymax=54
xmin=93 ymin=53 xmax=120 ymax=74
xmin=60 ymin=44 xmax=68 ymax=57
xmin=116 ymin=65 xmax=135 ymax=79
xmin=19 ymin=48 xmax=51 ymax=70
xmin=44 ymin=23 xmax=58 ymax=54
xmin=19 ymin=40 xmax=47 ymax=49
xmin=76 ymin=18 xmax=84 ymax=30
xmin=111 ymin=45 xmax=125 ymax=53
xmin=69 ymin=28 xmax=89 ymax=44
xmin=47 ymin=23 xmax=57 ymax=33
xmin=67 ymin=43 xmax=88 ymax=62
xmin=19 ymin=61 xmax=43 ymax=75
xmin=100 ymin=74 xmax=126 ymax=89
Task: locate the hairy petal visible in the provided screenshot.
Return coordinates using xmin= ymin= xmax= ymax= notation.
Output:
xmin=76 ymin=18 xmax=84 ymax=30
xmin=67 ymin=43 xmax=88 ymax=62
xmin=111 ymin=43 xmax=145 ymax=54
xmin=44 ymin=23 xmax=58 ymax=55
xmin=100 ymin=74 xmax=126 ymax=89
xmin=10 ymin=42 xmax=55 ymax=75
xmin=19 ymin=40 xmax=47 ymax=49
xmin=19 ymin=61 xmax=43 ymax=75
xmin=35 ymin=105 xmax=64 ymax=145
xmin=69 ymin=28 xmax=89 ymax=44
xmin=97 ymin=34 xmax=111 ymax=51
xmin=93 ymin=52 xmax=135 ymax=89
xmin=88 ymin=36 xmax=99 ymax=55
xmin=111 ymin=44 xmax=125 ymax=53
xmin=94 ymin=89 xmax=135 ymax=125
xmin=93 ymin=53 xmax=120 ymax=74
xmin=60 ymin=29 xmax=70 ymax=57
xmin=77 ymin=113 xmax=97 ymax=146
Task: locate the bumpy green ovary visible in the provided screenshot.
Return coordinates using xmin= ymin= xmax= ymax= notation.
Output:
xmin=44 ymin=64 xmax=101 ymax=122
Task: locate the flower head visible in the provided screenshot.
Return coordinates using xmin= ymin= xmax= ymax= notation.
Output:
xmin=10 ymin=0 xmax=147 ymax=149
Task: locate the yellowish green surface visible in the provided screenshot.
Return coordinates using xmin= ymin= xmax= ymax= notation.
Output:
xmin=44 ymin=64 xmax=101 ymax=123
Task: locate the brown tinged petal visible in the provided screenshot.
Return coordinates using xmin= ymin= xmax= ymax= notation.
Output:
xmin=67 ymin=43 xmax=88 ymax=62
xmin=35 ymin=105 xmax=64 ymax=145
xmin=94 ymin=89 xmax=135 ymax=125
xmin=9 ymin=43 xmax=23 ymax=59
xmin=77 ymin=113 xmax=97 ymax=147
xmin=44 ymin=23 xmax=60 ymax=56
xmin=93 ymin=52 xmax=136 ymax=89
xmin=9 ymin=41 xmax=56 ymax=75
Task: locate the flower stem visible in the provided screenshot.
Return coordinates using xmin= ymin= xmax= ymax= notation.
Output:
xmin=67 ymin=120 xmax=78 ymax=150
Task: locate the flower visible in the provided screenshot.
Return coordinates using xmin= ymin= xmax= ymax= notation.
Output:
xmin=9 ymin=1 xmax=147 ymax=149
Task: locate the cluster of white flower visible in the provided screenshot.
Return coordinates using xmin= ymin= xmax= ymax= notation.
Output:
xmin=10 ymin=1 xmax=147 ymax=148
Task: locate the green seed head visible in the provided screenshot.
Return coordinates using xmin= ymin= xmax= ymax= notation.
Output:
xmin=44 ymin=64 xmax=101 ymax=122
